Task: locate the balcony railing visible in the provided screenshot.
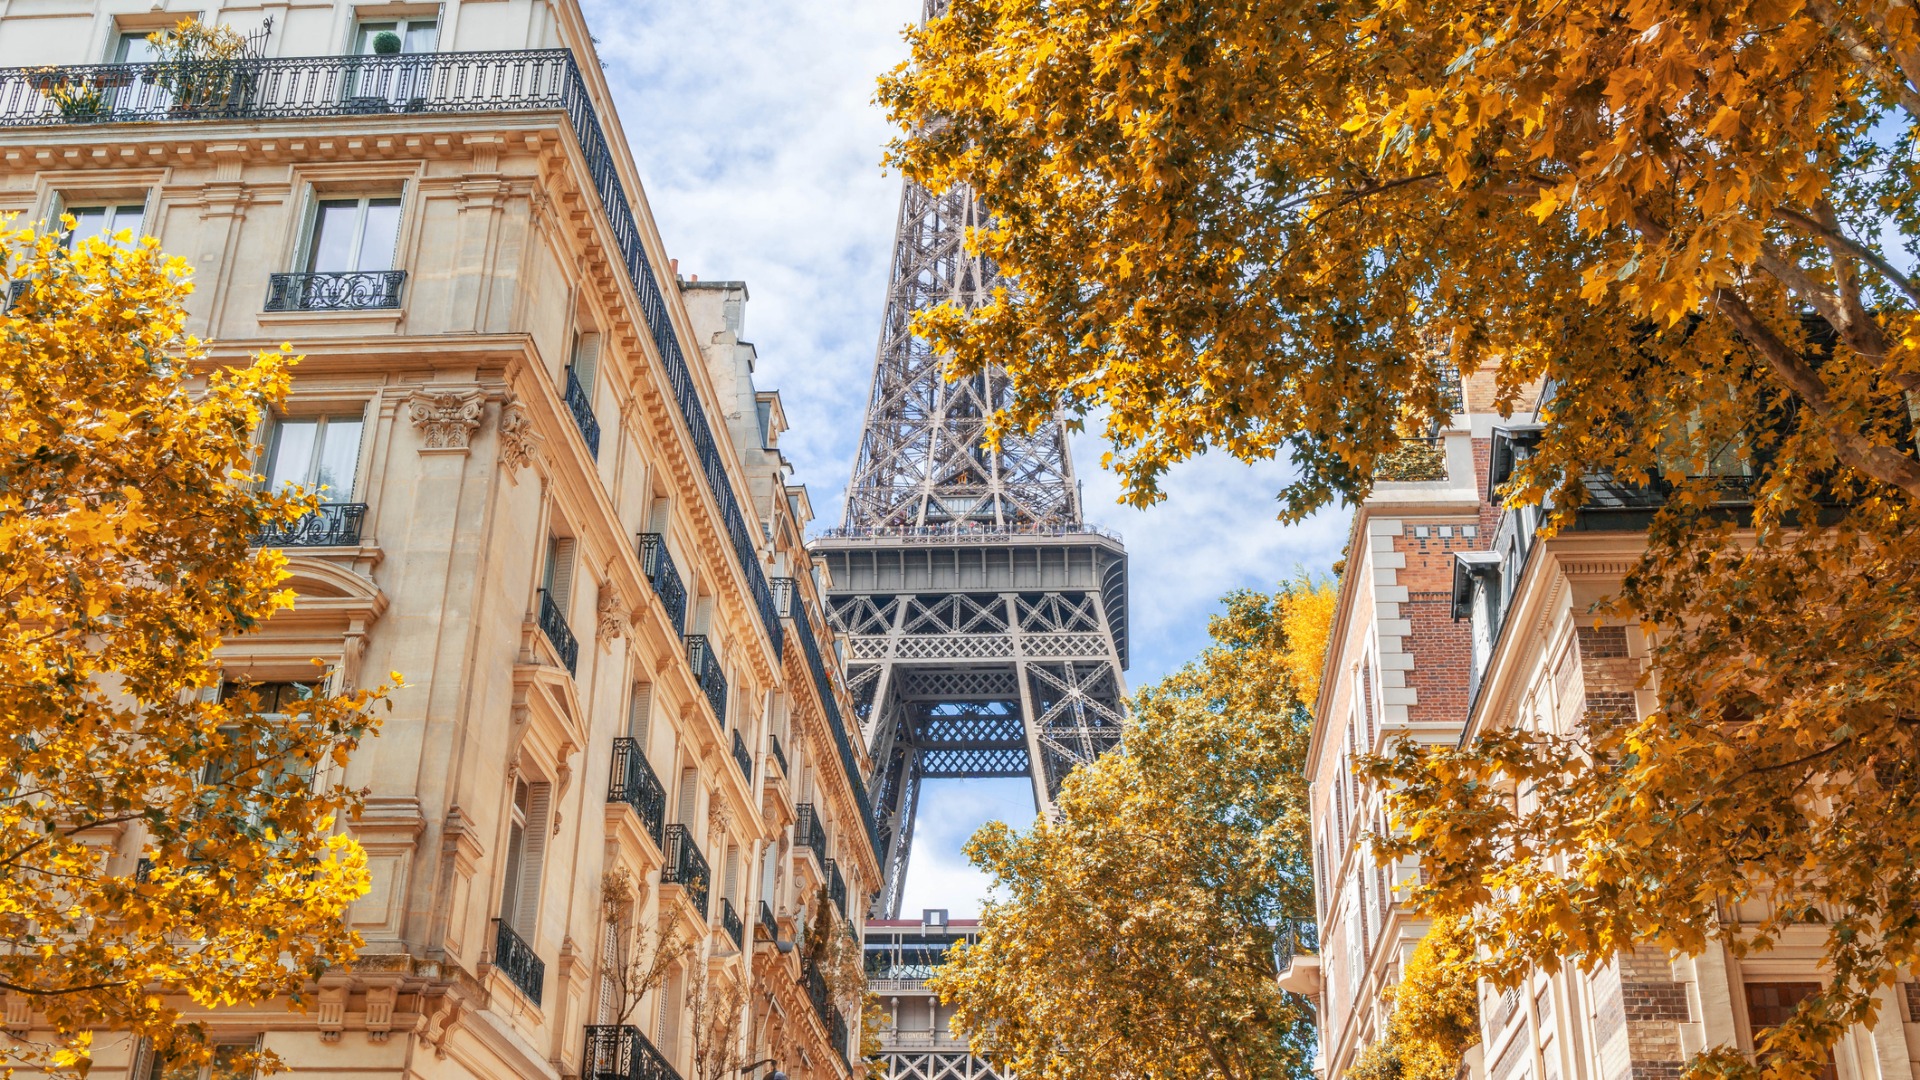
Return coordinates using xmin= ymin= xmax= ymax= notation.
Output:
xmin=782 ymin=593 xmax=880 ymax=860
xmin=0 ymin=50 xmax=788 ymax=663
xmin=563 ymin=366 xmax=601 ymax=459
xmin=607 ymin=737 xmax=665 ymax=848
xmin=768 ymin=732 xmax=788 ymax=776
xmin=537 ymin=587 xmax=579 ymax=675
xmin=636 ymin=533 xmax=687 ymax=635
xmin=251 ymin=501 xmax=367 ymax=547
xmin=758 ymin=900 xmax=776 ymax=939
xmin=825 ymin=858 xmax=847 ymax=920
xmin=661 ymin=824 xmax=710 ymax=919
xmin=794 ymin=804 xmax=827 ymax=871
xmin=731 ymin=730 xmax=752 ymax=782
xmin=684 ymin=635 xmax=727 ymax=727
xmin=802 ymin=961 xmax=851 ymax=1068
xmin=493 ymin=919 xmax=545 ymax=1005
xmin=265 ymin=270 xmax=404 ymax=311
xmin=583 ymin=1025 xmax=682 ymax=1080
xmin=719 ymin=897 xmax=743 ymax=948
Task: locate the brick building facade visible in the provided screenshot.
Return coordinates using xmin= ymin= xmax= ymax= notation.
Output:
xmin=1292 ymin=370 xmax=1920 ymax=1080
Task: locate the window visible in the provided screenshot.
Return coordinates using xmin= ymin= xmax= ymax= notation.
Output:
xmin=113 ymin=31 xmax=160 ymax=63
xmin=352 ymin=18 xmax=437 ymax=54
xmin=304 ymin=196 xmax=401 ymax=275
xmin=219 ymin=680 xmax=315 ymax=715
xmin=264 ymin=415 xmax=364 ymax=501
xmin=499 ymin=778 xmax=550 ymax=937
xmin=627 ymin=683 xmax=653 ymax=744
xmin=542 ymin=536 xmax=577 ymax=609
xmin=63 ymin=202 xmax=145 ymax=249
xmin=142 ymin=1039 xmax=260 ymax=1080
xmin=1746 ymin=984 xmax=1837 ymax=1080
xmin=675 ymin=767 xmax=698 ymax=824
xmin=569 ymin=331 xmax=602 ymax=402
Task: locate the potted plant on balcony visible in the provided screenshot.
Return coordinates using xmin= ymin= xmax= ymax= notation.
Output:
xmin=145 ymin=18 xmax=251 ymax=112
xmin=371 ymin=30 xmax=403 ymax=55
xmin=46 ymin=81 xmax=108 ymax=120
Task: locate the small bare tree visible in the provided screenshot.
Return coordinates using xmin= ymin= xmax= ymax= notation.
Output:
xmin=686 ymin=964 xmax=749 ymax=1080
xmin=600 ymin=869 xmax=693 ymax=1026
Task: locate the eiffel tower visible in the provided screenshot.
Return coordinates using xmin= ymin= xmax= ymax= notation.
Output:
xmin=813 ymin=0 xmax=1131 ymax=919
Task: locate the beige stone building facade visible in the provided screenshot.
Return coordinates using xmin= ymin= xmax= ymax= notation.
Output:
xmin=1294 ymin=373 xmax=1920 ymax=1080
xmin=0 ymin=5 xmax=877 ymax=1080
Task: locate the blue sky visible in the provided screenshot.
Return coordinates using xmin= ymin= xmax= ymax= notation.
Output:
xmin=584 ymin=0 xmax=1350 ymax=914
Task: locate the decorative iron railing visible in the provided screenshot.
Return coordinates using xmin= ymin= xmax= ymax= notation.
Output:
xmin=636 ymin=533 xmax=687 ymax=634
xmin=538 ymin=587 xmax=579 ymax=675
xmin=719 ymin=897 xmax=743 ymax=948
xmin=607 ymin=737 xmax=665 ymax=848
xmin=0 ymin=50 xmax=787 ymax=662
xmin=758 ymin=900 xmax=776 ymax=938
xmin=583 ymin=1025 xmax=681 ymax=1080
xmin=265 ymin=270 xmax=404 ymax=311
xmin=768 ymin=732 xmax=787 ymax=776
xmin=683 ymin=635 xmax=727 ymax=727
xmin=251 ymin=502 xmax=366 ymax=547
xmin=731 ymin=729 xmax=752 ymax=782
xmin=661 ymin=824 xmax=710 ymax=919
xmin=801 ymin=961 xmax=851 ymax=1068
xmin=493 ymin=919 xmax=544 ymax=1004
xmin=825 ymin=858 xmax=847 ymax=920
xmin=783 ymin=591 xmax=880 ymax=860
xmin=794 ymin=804 xmax=827 ymax=871
xmin=563 ymin=366 xmax=601 ymax=459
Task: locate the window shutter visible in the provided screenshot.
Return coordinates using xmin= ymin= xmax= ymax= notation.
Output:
xmin=676 ymin=768 xmax=698 ymax=824
xmin=760 ymin=846 xmax=778 ymax=911
xmin=724 ymin=847 xmax=740 ymax=905
xmin=513 ymin=782 xmax=551 ymax=937
xmin=571 ymin=332 xmax=602 ymax=399
xmin=597 ymin=918 xmax=620 ymax=1024
xmin=628 ymin=683 xmax=653 ymax=743
xmin=545 ymin=537 xmax=576 ymax=609
xmin=656 ymin=968 xmax=683 ymax=1057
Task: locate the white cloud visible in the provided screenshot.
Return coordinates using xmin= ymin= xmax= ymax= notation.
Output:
xmin=592 ymin=0 xmax=1352 ymax=911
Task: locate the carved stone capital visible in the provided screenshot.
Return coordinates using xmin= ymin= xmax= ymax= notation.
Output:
xmin=499 ymin=397 xmax=544 ymax=475
xmin=407 ymin=390 xmax=486 ymax=451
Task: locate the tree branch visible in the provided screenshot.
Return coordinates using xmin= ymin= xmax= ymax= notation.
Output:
xmin=1803 ymin=0 xmax=1920 ymax=120
xmin=1773 ymin=204 xmax=1920 ymax=305
xmin=1713 ymin=288 xmax=1920 ymax=499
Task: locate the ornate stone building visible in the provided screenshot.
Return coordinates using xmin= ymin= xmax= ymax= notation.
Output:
xmin=0 ymin=6 xmax=877 ymax=1080
xmin=1297 ymin=370 xmax=1920 ymax=1080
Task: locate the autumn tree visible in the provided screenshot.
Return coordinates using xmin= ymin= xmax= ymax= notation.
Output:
xmin=0 ymin=220 xmax=390 ymax=1073
xmin=930 ymin=582 xmax=1331 ymax=1080
xmin=1347 ymin=918 xmax=1482 ymax=1080
xmin=883 ymin=1 xmax=1920 ymax=1075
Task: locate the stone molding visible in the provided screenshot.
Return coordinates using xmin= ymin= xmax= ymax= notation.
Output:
xmin=407 ymin=389 xmax=486 ymax=451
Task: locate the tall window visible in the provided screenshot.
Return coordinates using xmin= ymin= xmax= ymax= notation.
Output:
xmin=627 ymin=682 xmax=653 ymax=744
xmin=352 ymin=17 xmax=437 ymax=54
xmin=543 ymin=536 xmax=577 ymax=610
xmin=304 ymin=196 xmax=402 ymax=275
xmin=264 ymin=415 xmax=364 ymax=501
xmin=568 ymin=331 xmax=602 ymax=403
xmin=499 ymin=778 xmax=550 ymax=937
xmin=62 ymin=202 xmax=145 ymax=249
xmin=142 ymin=1038 xmax=260 ymax=1080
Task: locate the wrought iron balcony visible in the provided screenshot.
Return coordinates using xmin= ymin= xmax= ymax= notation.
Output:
xmin=783 ymin=592 xmax=880 ymax=861
xmin=583 ymin=1025 xmax=681 ymax=1080
xmin=538 ymin=587 xmax=579 ymax=676
xmin=794 ymin=804 xmax=827 ymax=871
xmin=607 ymin=737 xmax=665 ymax=848
xmin=825 ymin=858 xmax=847 ymax=920
xmin=251 ymin=502 xmax=367 ymax=547
xmin=683 ymin=635 xmax=727 ymax=727
xmin=493 ymin=919 xmax=544 ymax=1005
xmin=731 ymin=730 xmax=752 ymax=782
xmin=801 ymin=960 xmax=850 ymax=1064
xmin=636 ymin=533 xmax=687 ymax=635
xmin=0 ymin=49 xmax=791 ymax=661
xmin=719 ymin=897 xmax=743 ymax=948
xmin=661 ymin=824 xmax=710 ymax=919
xmin=563 ymin=366 xmax=601 ymax=459
xmin=265 ymin=270 xmax=404 ymax=312
xmin=758 ymin=900 xmax=776 ymax=939
xmin=768 ymin=732 xmax=788 ymax=776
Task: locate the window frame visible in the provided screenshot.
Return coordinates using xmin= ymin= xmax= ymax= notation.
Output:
xmin=260 ymin=410 xmax=368 ymax=503
xmin=349 ymin=15 xmax=439 ymax=55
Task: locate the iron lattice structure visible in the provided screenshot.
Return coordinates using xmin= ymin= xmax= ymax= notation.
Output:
xmin=821 ymin=9 xmax=1129 ymax=1074
xmin=818 ymin=0 xmax=1130 ymax=921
